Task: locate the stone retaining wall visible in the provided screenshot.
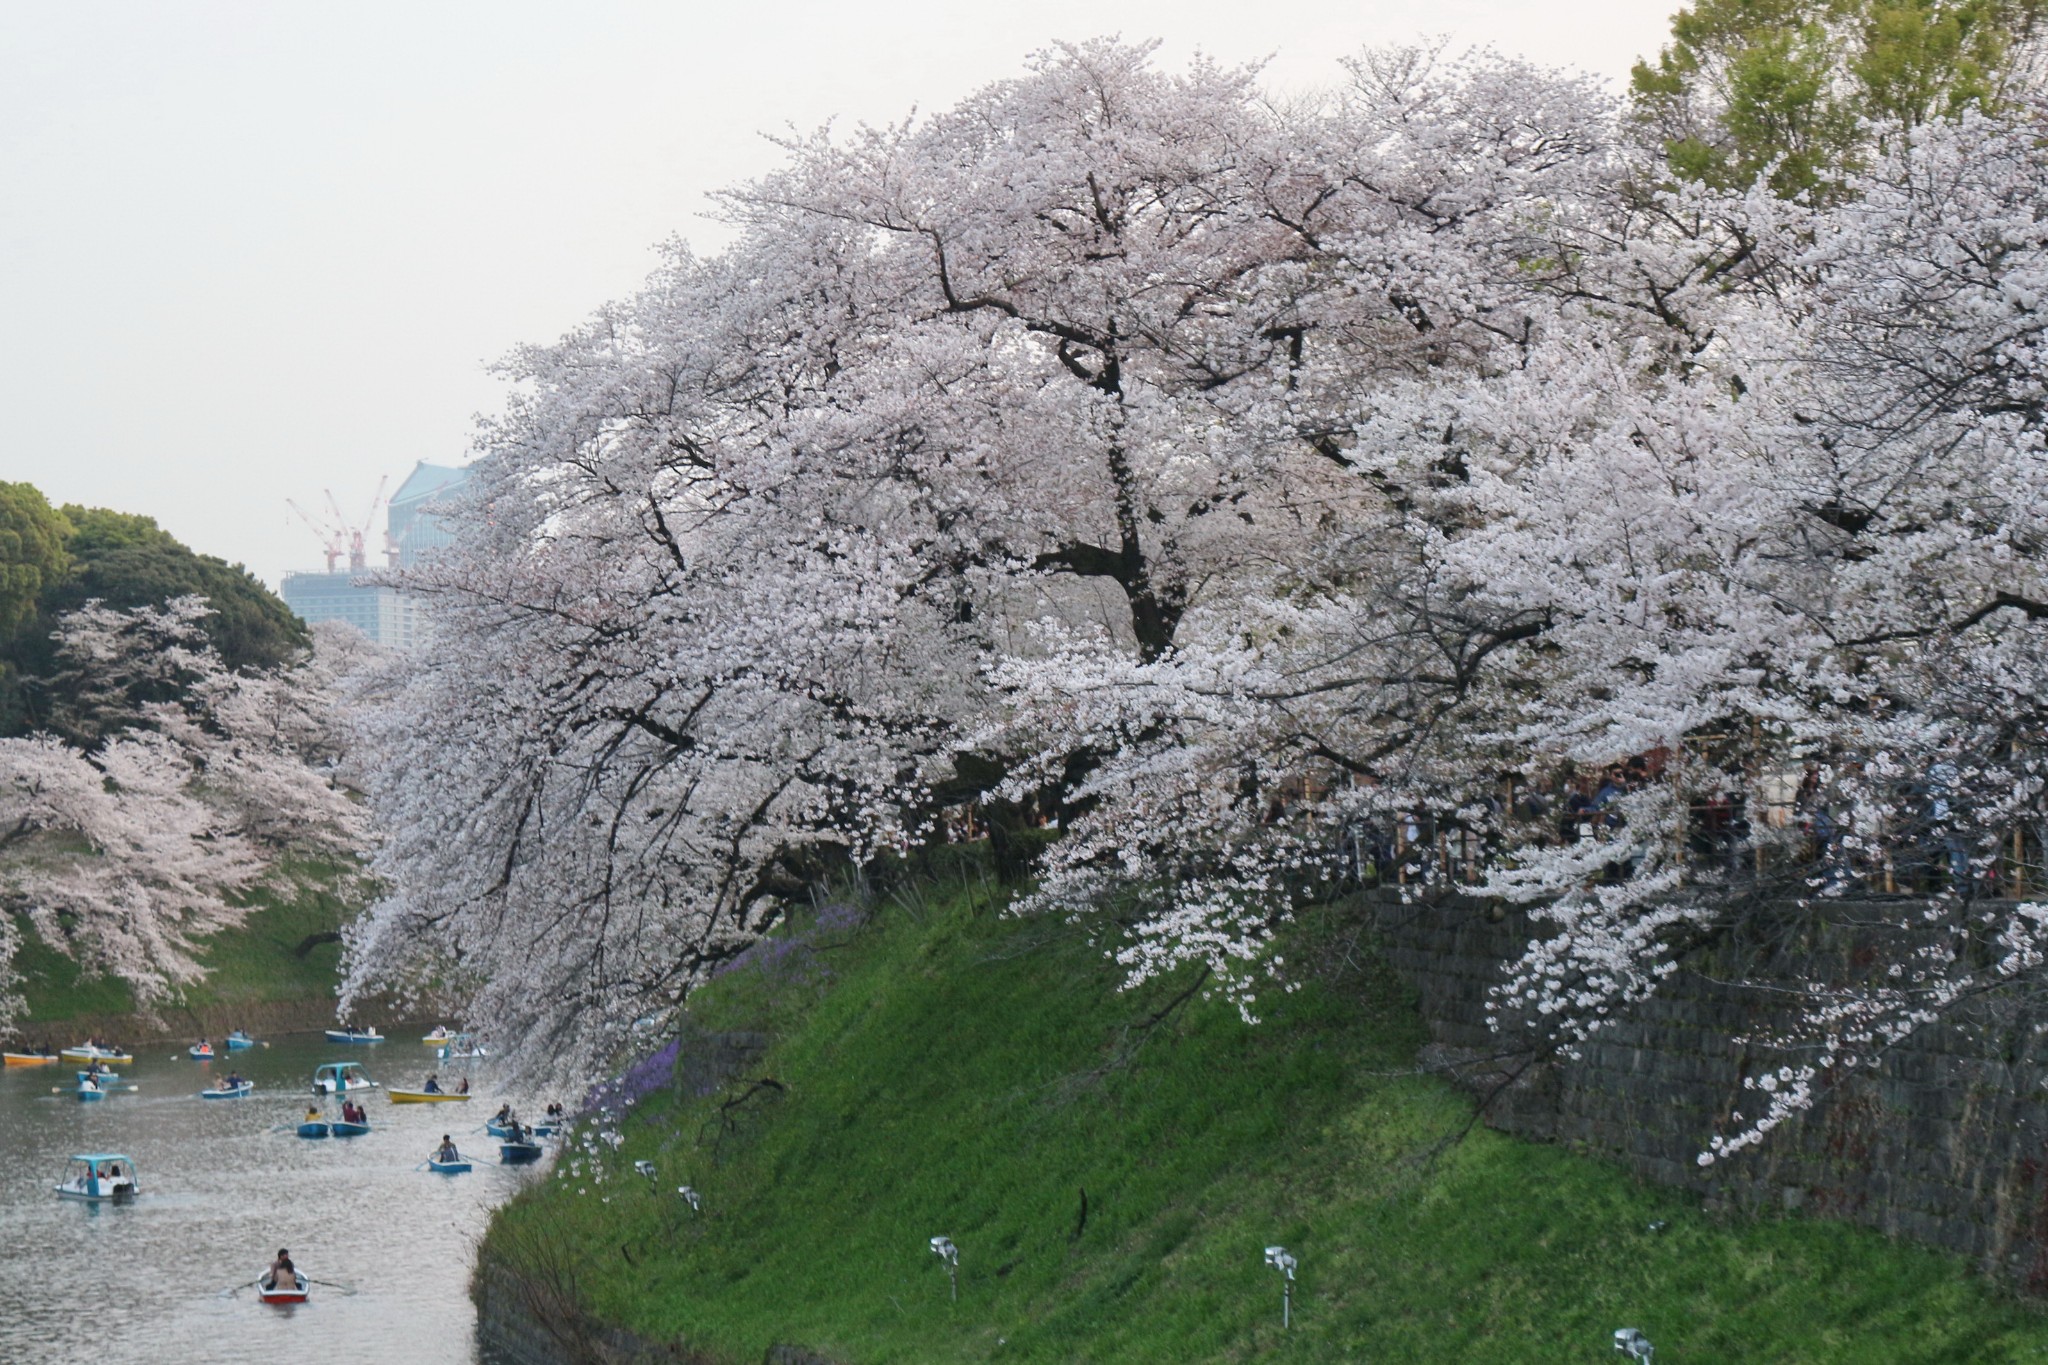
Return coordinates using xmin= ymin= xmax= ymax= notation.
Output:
xmin=1369 ymin=891 xmax=2048 ymax=1291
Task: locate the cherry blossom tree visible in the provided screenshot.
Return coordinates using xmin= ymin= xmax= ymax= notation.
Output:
xmin=349 ymin=39 xmax=2048 ymax=1160
xmin=0 ymin=599 xmax=368 ymax=1028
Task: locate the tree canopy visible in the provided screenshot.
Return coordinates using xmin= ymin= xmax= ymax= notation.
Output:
xmin=0 ymin=500 xmax=308 ymax=736
xmin=342 ymin=35 xmax=2048 ymax=1165
xmin=1631 ymin=0 xmax=2045 ymax=195
xmin=0 ymin=484 xmax=70 ymax=639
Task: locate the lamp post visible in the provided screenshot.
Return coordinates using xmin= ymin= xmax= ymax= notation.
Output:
xmin=930 ymin=1236 xmax=959 ymax=1302
xmin=1264 ymin=1246 xmax=1297 ymax=1328
xmin=1614 ymin=1327 xmax=1654 ymax=1361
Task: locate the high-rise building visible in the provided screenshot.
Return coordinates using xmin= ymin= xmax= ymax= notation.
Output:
xmin=281 ymin=460 xmax=471 ymax=649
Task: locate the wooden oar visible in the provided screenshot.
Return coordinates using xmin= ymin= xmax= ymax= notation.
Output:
xmin=53 ymin=1084 xmax=137 ymax=1093
xmin=302 ymin=1276 xmax=359 ymax=1295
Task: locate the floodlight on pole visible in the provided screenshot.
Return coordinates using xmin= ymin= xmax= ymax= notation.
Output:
xmin=1614 ymin=1327 xmax=1654 ymax=1361
xmin=1264 ymin=1246 xmax=1298 ymax=1328
xmin=930 ymin=1235 xmax=960 ymax=1302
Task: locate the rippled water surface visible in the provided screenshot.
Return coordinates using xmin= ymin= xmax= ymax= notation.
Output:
xmin=0 ymin=1032 xmax=542 ymax=1365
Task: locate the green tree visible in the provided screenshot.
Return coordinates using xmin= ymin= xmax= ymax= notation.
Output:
xmin=0 ymin=483 xmax=70 ymax=637
xmin=0 ymin=502 xmax=308 ymax=735
xmin=1633 ymin=0 xmax=2044 ymax=197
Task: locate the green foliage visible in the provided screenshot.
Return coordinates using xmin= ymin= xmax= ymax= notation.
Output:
xmin=1632 ymin=0 xmax=2044 ymax=197
xmin=0 ymin=496 xmax=308 ymax=735
xmin=0 ymin=483 xmax=71 ymax=637
xmin=485 ymin=878 xmax=2048 ymax=1361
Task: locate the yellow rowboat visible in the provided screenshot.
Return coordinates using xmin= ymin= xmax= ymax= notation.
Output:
xmin=421 ymin=1028 xmax=453 ymax=1045
xmin=387 ymin=1089 xmax=471 ymax=1104
xmin=4 ymin=1052 xmax=59 ymax=1066
xmin=60 ymin=1047 xmax=134 ymax=1066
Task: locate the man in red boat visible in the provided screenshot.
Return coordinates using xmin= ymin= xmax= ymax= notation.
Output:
xmin=263 ymin=1249 xmax=296 ymax=1291
xmin=341 ymin=1098 xmax=364 ymax=1124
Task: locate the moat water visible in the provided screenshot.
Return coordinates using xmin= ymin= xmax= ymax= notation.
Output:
xmin=0 ymin=1031 xmax=547 ymax=1364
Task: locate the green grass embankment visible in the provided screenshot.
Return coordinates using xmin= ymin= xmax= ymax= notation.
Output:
xmin=13 ymin=861 xmax=356 ymax=1030
xmin=483 ymin=868 xmax=2048 ymax=1363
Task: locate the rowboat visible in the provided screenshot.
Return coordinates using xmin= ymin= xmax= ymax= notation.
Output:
xmin=189 ymin=1045 xmax=214 ymax=1060
xmin=436 ymin=1032 xmax=489 ymax=1060
xmin=76 ymin=1080 xmax=109 ymax=1101
xmin=428 ymin=1156 xmax=471 ymax=1174
xmin=486 ymin=1117 xmax=550 ymax=1139
xmin=387 ymin=1088 xmax=469 ymax=1104
xmin=421 ymin=1027 xmax=453 ymax=1045
xmin=330 ymin=1119 xmax=370 ymax=1137
xmin=312 ymin=1062 xmax=377 ymax=1095
xmin=298 ymin=1121 xmax=330 ymax=1138
xmin=54 ymin=1154 xmax=139 ymax=1201
xmin=4 ymin=1051 xmax=59 ymax=1066
xmin=60 ymin=1045 xmax=133 ymax=1065
xmin=500 ymin=1141 xmax=543 ymax=1164
xmin=200 ymin=1081 xmax=255 ymax=1100
xmin=323 ymin=1028 xmax=383 ymax=1044
xmin=76 ymin=1070 xmax=121 ymax=1085
xmin=257 ymin=1272 xmax=308 ymax=1304
xmin=225 ymin=1031 xmax=256 ymax=1050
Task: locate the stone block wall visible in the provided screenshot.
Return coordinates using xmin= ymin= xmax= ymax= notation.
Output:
xmin=1368 ymin=891 xmax=2048 ymax=1291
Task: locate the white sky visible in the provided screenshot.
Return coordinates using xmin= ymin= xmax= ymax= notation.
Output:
xmin=0 ymin=1 xmax=1678 ymax=588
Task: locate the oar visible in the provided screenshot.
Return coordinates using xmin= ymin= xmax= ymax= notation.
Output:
xmin=53 ymin=1084 xmax=137 ymax=1093
xmin=302 ymin=1276 xmax=359 ymax=1295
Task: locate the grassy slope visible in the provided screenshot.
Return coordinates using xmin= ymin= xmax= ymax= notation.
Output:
xmin=485 ymin=874 xmax=2048 ymax=1363
xmin=13 ymin=863 xmax=353 ymax=1025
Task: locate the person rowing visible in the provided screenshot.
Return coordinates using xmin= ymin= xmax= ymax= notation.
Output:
xmin=434 ymin=1135 xmax=460 ymax=1163
xmin=422 ymin=1072 xmax=442 ymax=1094
xmin=224 ymin=1070 xmax=246 ymax=1089
xmin=263 ymin=1248 xmax=296 ymax=1291
xmin=305 ymin=1104 xmax=322 ymax=1123
xmin=493 ymin=1102 xmax=512 ymax=1125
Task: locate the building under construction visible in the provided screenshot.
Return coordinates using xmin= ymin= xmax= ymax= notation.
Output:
xmin=279 ymin=461 xmax=470 ymax=649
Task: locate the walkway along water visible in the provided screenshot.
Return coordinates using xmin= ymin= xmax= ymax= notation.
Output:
xmin=0 ymin=1030 xmax=544 ymax=1364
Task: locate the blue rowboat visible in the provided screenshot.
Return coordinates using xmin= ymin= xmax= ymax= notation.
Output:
xmin=428 ymin=1157 xmax=471 ymax=1174
xmin=330 ymin=1119 xmax=370 ymax=1137
xmin=75 ymin=1070 xmax=120 ymax=1085
xmin=225 ymin=1031 xmax=256 ymax=1050
xmin=200 ymin=1081 xmax=254 ymax=1100
xmin=54 ymin=1154 xmax=139 ymax=1201
xmin=499 ymin=1141 xmax=543 ymax=1164
xmin=188 ymin=1044 xmax=214 ymax=1060
xmin=76 ymin=1083 xmax=107 ymax=1101
xmin=311 ymin=1062 xmax=377 ymax=1095
xmin=484 ymin=1118 xmax=512 ymax=1139
xmin=322 ymin=1028 xmax=383 ymax=1044
xmin=297 ymin=1121 xmax=330 ymax=1139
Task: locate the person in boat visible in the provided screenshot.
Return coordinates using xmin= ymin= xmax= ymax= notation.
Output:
xmin=493 ymin=1103 xmax=512 ymax=1125
xmin=86 ymin=1060 xmax=104 ymax=1078
xmin=196 ymin=1037 xmax=210 ymax=1051
xmin=81 ymin=1073 xmax=100 ymax=1091
xmin=545 ymin=1101 xmax=564 ymax=1119
xmin=264 ymin=1248 xmax=296 ymax=1291
xmin=435 ymin=1135 xmax=461 ymax=1163
xmin=105 ymin=1162 xmax=128 ymax=1189
xmin=225 ymin=1071 xmax=245 ymax=1089
xmin=457 ymin=1076 xmax=470 ymax=1094
xmin=306 ymin=1104 xmax=322 ymax=1123
xmin=423 ymin=1073 xmax=442 ymax=1095
xmin=343 ymin=1099 xmax=364 ymax=1124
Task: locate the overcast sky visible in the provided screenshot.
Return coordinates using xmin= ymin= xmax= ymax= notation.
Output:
xmin=0 ymin=2 xmax=1678 ymax=588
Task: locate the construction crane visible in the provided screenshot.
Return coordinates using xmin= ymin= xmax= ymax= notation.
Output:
xmin=287 ymin=476 xmax=390 ymax=573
